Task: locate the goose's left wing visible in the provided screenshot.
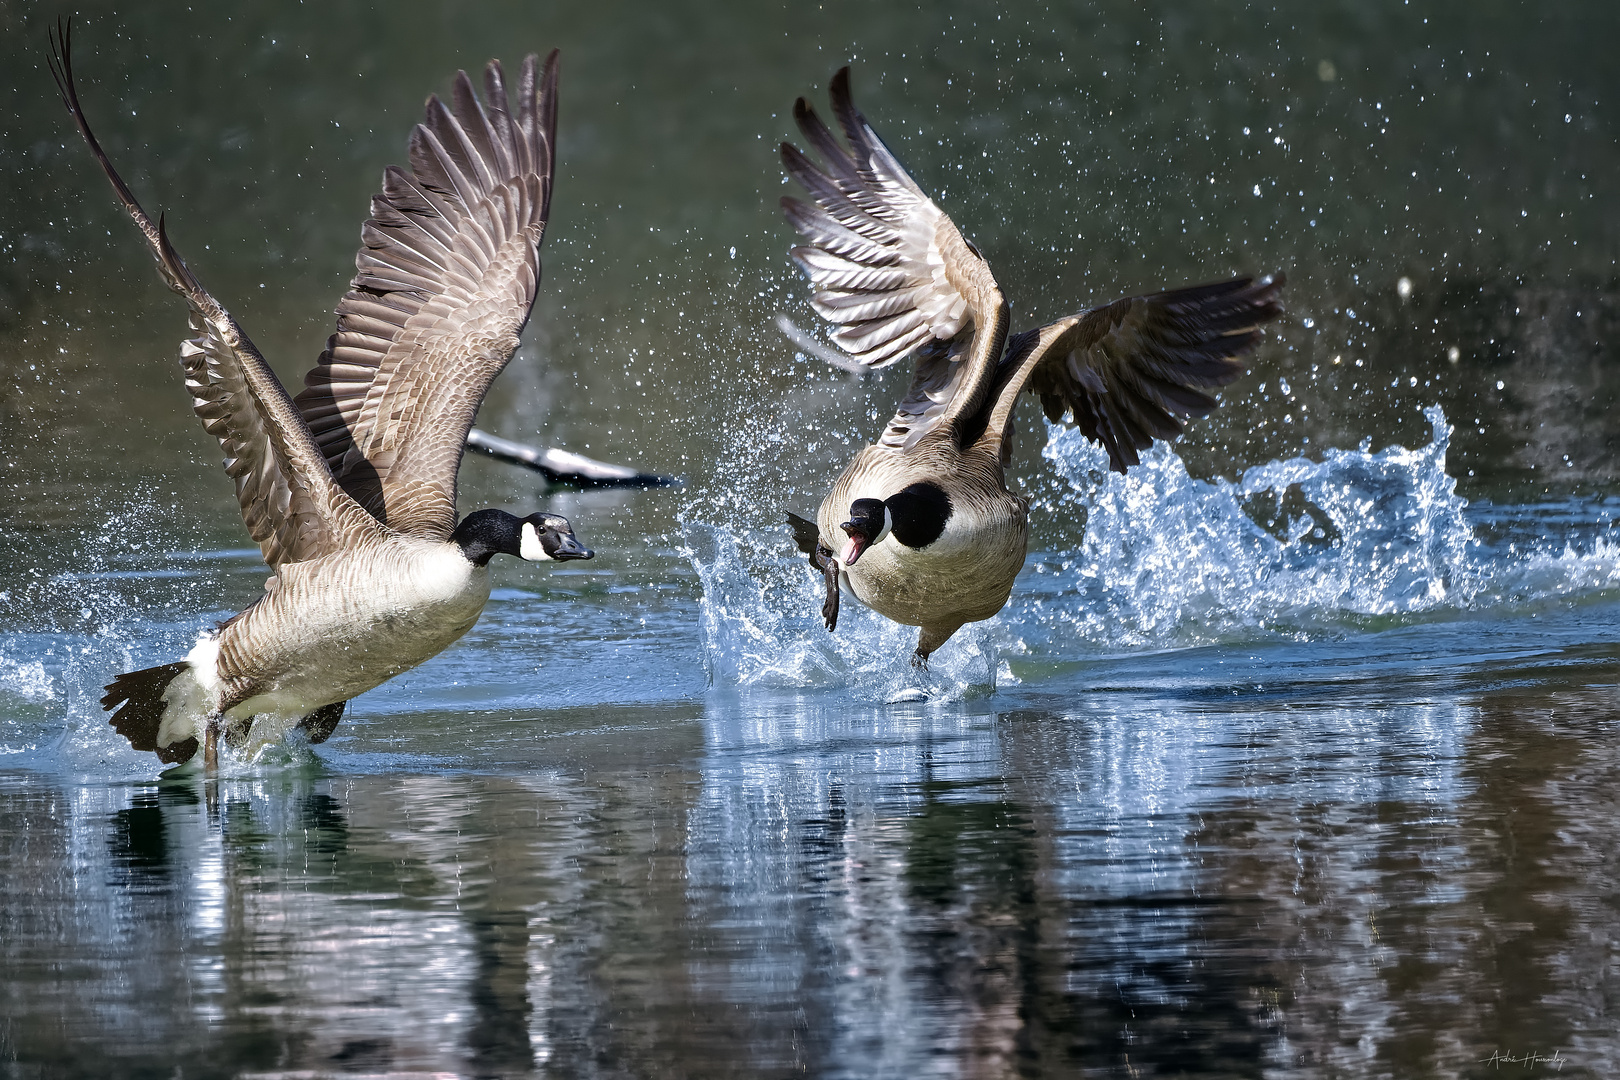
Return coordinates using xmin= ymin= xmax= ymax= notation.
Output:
xmin=984 ymin=275 xmax=1285 ymax=472
xmin=48 ymin=21 xmax=374 ymax=568
xmin=294 ymin=52 xmax=558 ymax=539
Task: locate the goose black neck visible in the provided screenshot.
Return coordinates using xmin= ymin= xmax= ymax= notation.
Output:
xmin=450 ymin=509 xmax=521 ymax=566
xmin=886 ymin=482 xmax=952 ymax=549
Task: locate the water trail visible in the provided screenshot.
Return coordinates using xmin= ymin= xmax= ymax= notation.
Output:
xmin=687 ymin=406 xmax=1620 ymax=684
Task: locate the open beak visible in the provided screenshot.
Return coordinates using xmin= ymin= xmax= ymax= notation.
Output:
xmin=839 ymin=524 xmax=868 ymax=566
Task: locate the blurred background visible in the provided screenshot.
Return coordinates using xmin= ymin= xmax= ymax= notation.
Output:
xmin=3 ymin=0 xmax=1616 ymax=556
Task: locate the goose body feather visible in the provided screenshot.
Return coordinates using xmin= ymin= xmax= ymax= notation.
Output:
xmin=155 ymin=540 xmax=492 ymax=749
xmin=216 ymin=540 xmax=492 ymax=717
xmin=817 ymin=438 xmax=1026 ymax=648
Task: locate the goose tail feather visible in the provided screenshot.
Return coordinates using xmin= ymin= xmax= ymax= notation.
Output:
xmin=101 ymin=662 xmax=199 ymax=764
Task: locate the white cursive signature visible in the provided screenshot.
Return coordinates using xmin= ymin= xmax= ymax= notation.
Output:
xmin=1479 ymin=1049 xmax=1566 ymax=1071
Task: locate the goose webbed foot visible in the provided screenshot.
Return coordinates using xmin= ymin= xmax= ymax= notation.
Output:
xmin=820 ymin=548 xmax=840 ymax=632
xmin=787 ymin=513 xmax=840 ymax=632
xmin=298 ymin=700 xmax=348 ymax=744
xmin=913 ymin=623 xmax=959 ymax=668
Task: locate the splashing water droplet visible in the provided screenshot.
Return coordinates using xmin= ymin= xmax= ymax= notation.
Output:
xmin=681 ymin=410 xmax=1620 ymax=690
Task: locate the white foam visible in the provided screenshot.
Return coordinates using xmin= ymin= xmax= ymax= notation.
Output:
xmin=1032 ymin=405 xmax=1620 ymax=649
xmin=0 ymin=657 xmax=57 ymax=702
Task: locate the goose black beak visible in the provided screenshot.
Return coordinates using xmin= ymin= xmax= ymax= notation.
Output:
xmin=549 ymin=536 xmax=594 ymax=561
xmin=839 ymin=497 xmax=888 ymax=566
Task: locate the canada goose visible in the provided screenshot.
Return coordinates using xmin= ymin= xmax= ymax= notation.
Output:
xmin=48 ymin=23 xmax=593 ymax=768
xmin=782 ymin=69 xmax=1284 ymax=666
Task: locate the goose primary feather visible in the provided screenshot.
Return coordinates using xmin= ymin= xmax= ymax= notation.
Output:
xmin=782 ymin=68 xmax=1285 ymax=666
xmin=48 ymin=22 xmax=593 ymax=767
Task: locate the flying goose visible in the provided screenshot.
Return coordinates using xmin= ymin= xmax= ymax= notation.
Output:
xmin=48 ymin=24 xmax=593 ymax=768
xmin=782 ymin=69 xmax=1284 ymax=666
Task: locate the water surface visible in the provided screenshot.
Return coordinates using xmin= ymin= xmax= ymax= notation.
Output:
xmin=3 ymin=2 xmax=1619 ymax=1077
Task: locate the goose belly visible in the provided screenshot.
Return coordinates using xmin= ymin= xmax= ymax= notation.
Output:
xmin=818 ymin=448 xmax=1029 ymax=630
xmin=842 ymin=513 xmax=1028 ymax=628
xmin=848 ymin=531 xmax=1023 ymax=625
xmin=219 ymin=546 xmax=491 ymax=718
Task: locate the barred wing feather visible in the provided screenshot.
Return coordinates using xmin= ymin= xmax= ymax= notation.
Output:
xmin=294 ymin=52 xmax=558 ymax=539
xmin=780 ymin=67 xmax=986 ymax=369
xmin=47 ymin=21 xmax=372 ymax=568
xmin=782 ymin=67 xmax=1008 ymax=450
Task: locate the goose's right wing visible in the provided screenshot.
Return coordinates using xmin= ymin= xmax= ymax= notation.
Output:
xmin=782 ymin=68 xmax=1008 ymax=449
xmin=49 ymin=22 xmax=369 ymax=568
xmin=984 ymin=275 xmax=1285 ymax=472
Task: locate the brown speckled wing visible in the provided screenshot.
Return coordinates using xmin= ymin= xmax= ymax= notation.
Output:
xmin=782 ymin=67 xmax=1008 ymax=450
xmin=48 ymin=22 xmax=374 ymax=568
xmin=295 ymin=52 xmax=558 ymax=540
xmin=985 ymin=275 xmax=1286 ymax=473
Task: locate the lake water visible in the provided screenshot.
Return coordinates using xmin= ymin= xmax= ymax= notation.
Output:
xmin=3 ymin=3 xmax=1619 ymax=1077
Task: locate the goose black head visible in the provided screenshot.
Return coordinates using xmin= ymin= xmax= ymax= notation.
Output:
xmin=839 ymin=498 xmax=890 ymax=566
xmin=840 ymin=483 xmax=952 ymax=566
xmin=452 ymin=509 xmax=594 ymax=566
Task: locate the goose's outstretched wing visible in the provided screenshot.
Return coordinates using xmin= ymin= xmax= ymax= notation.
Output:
xmin=984 ymin=275 xmax=1285 ymax=472
xmin=294 ymin=52 xmax=558 ymax=539
xmin=48 ymin=21 xmax=374 ymax=568
xmin=782 ymin=67 xmax=1008 ymax=450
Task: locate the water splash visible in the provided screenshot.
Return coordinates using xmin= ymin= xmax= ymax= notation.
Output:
xmin=681 ymin=522 xmax=999 ymax=701
xmin=0 ymin=489 xmax=241 ymax=772
xmin=0 ymin=656 xmax=57 ymax=704
xmin=1028 ymin=405 xmax=1620 ymax=651
xmin=688 ymin=406 xmax=1620 ymax=683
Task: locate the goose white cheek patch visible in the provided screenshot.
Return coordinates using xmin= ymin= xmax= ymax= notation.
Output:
xmin=520 ymin=522 xmax=552 ymax=561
